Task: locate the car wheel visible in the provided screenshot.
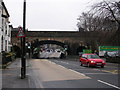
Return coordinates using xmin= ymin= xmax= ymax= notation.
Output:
xmin=101 ymin=65 xmax=104 ymax=68
xmin=80 ymin=61 xmax=83 ymax=66
xmin=87 ymin=63 xmax=90 ymax=67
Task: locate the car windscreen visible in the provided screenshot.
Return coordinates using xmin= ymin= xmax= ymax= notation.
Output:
xmin=87 ymin=54 xmax=100 ymax=59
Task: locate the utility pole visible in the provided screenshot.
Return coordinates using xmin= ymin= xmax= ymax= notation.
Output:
xmin=21 ymin=0 xmax=26 ymax=79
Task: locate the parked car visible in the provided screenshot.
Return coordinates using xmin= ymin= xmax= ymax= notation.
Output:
xmin=104 ymin=51 xmax=119 ymax=58
xmin=80 ymin=54 xmax=106 ymax=68
xmin=38 ymin=49 xmax=62 ymax=59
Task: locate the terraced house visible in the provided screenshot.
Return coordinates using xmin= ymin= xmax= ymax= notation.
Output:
xmin=0 ymin=1 xmax=12 ymax=53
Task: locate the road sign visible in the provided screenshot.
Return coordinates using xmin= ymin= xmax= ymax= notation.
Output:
xmin=16 ymin=26 xmax=26 ymax=38
xmin=83 ymin=49 xmax=92 ymax=54
xmin=99 ymin=46 xmax=120 ymax=56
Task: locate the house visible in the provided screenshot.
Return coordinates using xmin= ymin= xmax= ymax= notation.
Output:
xmin=0 ymin=1 xmax=12 ymax=53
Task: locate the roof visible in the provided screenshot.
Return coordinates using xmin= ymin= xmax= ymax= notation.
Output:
xmin=2 ymin=2 xmax=10 ymax=17
xmin=12 ymin=28 xmax=28 ymax=31
xmin=9 ymin=25 xmax=13 ymax=28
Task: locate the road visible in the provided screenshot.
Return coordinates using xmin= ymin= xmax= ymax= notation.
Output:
xmin=28 ymin=58 xmax=120 ymax=89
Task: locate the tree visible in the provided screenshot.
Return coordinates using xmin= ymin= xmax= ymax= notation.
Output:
xmin=77 ymin=12 xmax=94 ymax=31
xmin=91 ymin=0 xmax=120 ymax=31
xmin=77 ymin=0 xmax=120 ymax=45
xmin=91 ymin=0 xmax=120 ymax=45
xmin=77 ymin=12 xmax=117 ymax=32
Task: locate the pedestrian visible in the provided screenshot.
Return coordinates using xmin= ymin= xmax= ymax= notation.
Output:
xmin=94 ymin=50 xmax=98 ymax=55
xmin=28 ymin=48 xmax=31 ymax=58
xmin=33 ymin=47 xmax=39 ymax=59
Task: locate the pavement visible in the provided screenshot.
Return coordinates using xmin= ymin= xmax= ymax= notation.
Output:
xmin=0 ymin=53 xmax=2 ymax=90
xmin=1 ymin=56 xmax=120 ymax=89
xmin=0 ymin=53 xmax=2 ymax=67
xmin=0 ymin=53 xmax=66 ymax=89
xmin=2 ymin=58 xmax=30 ymax=89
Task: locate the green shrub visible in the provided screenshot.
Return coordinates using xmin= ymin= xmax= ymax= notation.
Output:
xmin=2 ymin=51 xmax=16 ymax=65
xmin=106 ymin=57 xmax=120 ymax=63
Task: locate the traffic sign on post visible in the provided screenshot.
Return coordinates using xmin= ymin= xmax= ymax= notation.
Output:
xmin=16 ymin=26 xmax=26 ymax=38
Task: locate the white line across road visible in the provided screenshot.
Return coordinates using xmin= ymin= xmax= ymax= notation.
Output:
xmin=98 ymin=80 xmax=120 ymax=89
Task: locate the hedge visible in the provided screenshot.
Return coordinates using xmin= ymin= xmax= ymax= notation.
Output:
xmin=2 ymin=51 xmax=16 ymax=69
xmin=106 ymin=57 xmax=120 ymax=63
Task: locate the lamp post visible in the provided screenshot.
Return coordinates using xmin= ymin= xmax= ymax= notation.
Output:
xmin=21 ymin=0 xmax=26 ymax=79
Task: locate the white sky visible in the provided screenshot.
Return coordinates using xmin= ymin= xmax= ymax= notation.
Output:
xmin=3 ymin=0 xmax=102 ymax=31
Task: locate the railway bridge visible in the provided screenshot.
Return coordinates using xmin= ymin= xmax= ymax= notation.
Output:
xmin=11 ymin=28 xmax=103 ymax=55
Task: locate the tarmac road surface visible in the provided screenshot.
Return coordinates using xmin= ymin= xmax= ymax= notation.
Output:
xmin=28 ymin=59 xmax=120 ymax=89
xmin=2 ymin=58 xmax=120 ymax=89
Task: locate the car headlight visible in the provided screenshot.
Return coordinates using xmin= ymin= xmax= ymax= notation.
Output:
xmin=102 ymin=61 xmax=105 ymax=63
xmin=91 ymin=61 xmax=96 ymax=63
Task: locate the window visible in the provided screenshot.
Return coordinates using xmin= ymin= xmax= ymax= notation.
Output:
xmin=5 ymin=40 xmax=7 ymax=51
xmin=87 ymin=54 xmax=100 ymax=59
xmin=1 ymin=36 xmax=3 ymax=51
xmin=5 ymin=24 xmax=7 ymax=35
xmin=82 ymin=55 xmax=87 ymax=58
xmin=2 ymin=18 xmax=4 ymax=31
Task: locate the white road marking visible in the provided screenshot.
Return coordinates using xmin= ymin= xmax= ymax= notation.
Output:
xmin=69 ymin=69 xmax=86 ymax=76
xmin=84 ymin=73 xmax=110 ymax=75
xmin=49 ymin=61 xmax=56 ymax=64
xmin=101 ymin=70 xmax=118 ymax=74
xmin=58 ymin=65 xmax=66 ymax=69
xmin=43 ymin=60 xmax=56 ymax=65
xmin=48 ymin=60 xmax=117 ymax=75
xmin=60 ymin=61 xmax=81 ymax=67
xmin=54 ymin=61 xmax=87 ymax=77
xmin=98 ymin=80 xmax=120 ymax=89
xmin=51 ymin=62 xmax=56 ymax=64
xmin=60 ymin=61 xmax=69 ymax=64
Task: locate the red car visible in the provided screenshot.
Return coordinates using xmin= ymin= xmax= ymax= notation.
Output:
xmin=80 ymin=54 xmax=106 ymax=68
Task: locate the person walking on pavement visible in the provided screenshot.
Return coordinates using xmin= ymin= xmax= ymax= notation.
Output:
xmin=33 ymin=47 xmax=39 ymax=59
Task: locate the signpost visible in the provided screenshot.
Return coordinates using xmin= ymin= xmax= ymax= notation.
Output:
xmin=21 ymin=0 xmax=26 ymax=79
xmin=83 ymin=49 xmax=92 ymax=54
xmin=16 ymin=0 xmax=26 ymax=79
xmin=16 ymin=26 xmax=26 ymax=79
xmin=16 ymin=26 xmax=25 ymax=38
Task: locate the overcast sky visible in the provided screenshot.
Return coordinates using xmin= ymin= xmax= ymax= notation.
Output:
xmin=3 ymin=0 xmax=103 ymax=31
